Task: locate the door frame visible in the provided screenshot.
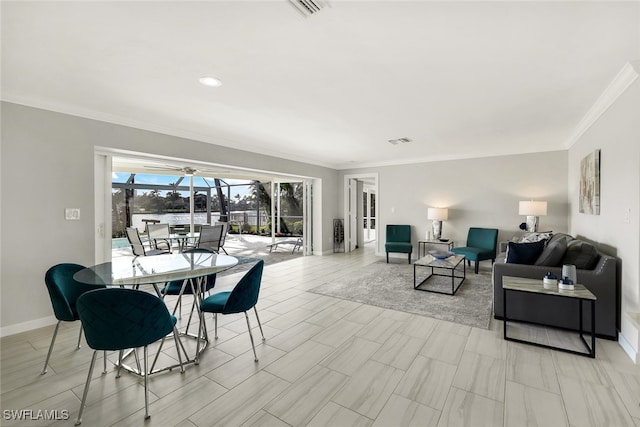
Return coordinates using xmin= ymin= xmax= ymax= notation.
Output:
xmin=94 ymin=147 xmax=317 ymax=262
xmin=343 ymin=173 xmax=379 ymax=256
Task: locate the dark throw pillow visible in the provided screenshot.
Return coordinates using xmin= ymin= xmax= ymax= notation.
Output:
xmin=505 ymin=240 xmax=546 ymax=265
xmin=535 ymin=236 xmax=568 ymax=266
xmin=562 ymin=240 xmax=600 ymax=269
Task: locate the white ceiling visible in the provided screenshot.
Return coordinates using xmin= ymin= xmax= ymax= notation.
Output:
xmin=2 ymin=1 xmax=639 ymax=170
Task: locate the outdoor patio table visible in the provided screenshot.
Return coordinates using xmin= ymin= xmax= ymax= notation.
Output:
xmin=168 ymin=232 xmax=200 ymax=252
xmin=74 ymin=252 xmax=238 ymax=375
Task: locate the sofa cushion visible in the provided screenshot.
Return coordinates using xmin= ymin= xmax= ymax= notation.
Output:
xmin=562 ymin=240 xmax=599 ymax=269
xmin=548 ymin=233 xmax=573 ymax=246
xmin=505 ymin=240 xmax=546 ymax=265
xmin=534 ymin=235 xmax=567 ymax=266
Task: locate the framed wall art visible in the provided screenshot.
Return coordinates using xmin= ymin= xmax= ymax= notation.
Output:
xmin=579 ymin=149 xmax=600 ymax=215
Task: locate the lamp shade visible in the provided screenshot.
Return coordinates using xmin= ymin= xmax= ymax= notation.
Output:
xmin=518 ymin=201 xmax=547 ymax=216
xmin=427 ymin=207 xmax=449 ymax=221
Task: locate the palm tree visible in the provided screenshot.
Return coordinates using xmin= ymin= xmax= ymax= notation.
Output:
xmin=253 ymin=182 xmax=303 ymax=235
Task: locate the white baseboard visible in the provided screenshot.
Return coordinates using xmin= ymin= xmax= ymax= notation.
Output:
xmin=0 ymin=316 xmax=57 ymax=338
xmin=618 ymin=332 xmax=639 ymax=364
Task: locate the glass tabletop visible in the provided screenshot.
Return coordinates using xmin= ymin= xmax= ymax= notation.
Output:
xmin=414 ymin=254 xmax=464 ymax=269
xmin=74 ymin=253 xmax=238 ymax=286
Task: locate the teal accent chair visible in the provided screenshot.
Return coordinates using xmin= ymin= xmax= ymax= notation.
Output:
xmin=452 ymin=227 xmax=499 ymax=274
xmin=42 ymin=263 xmax=106 ymax=375
xmin=385 ymin=224 xmax=413 ymax=264
xmin=75 ymin=288 xmax=184 ymax=425
xmin=200 ymin=260 xmax=265 ymax=362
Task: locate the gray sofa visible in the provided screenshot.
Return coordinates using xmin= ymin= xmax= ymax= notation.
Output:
xmin=492 ymin=233 xmax=618 ymax=339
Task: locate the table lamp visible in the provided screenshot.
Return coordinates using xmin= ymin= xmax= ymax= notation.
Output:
xmin=518 ymin=201 xmax=547 ymax=232
xmin=428 ymin=207 xmax=448 ymax=240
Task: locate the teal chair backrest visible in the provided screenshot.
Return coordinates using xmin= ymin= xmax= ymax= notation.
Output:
xmin=77 ymin=288 xmax=176 ymax=351
xmin=467 ymin=228 xmax=499 ymax=251
xmin=45 ymin=263 xmax=106 ymax=322
xmin=224 ymin=260 xmax=264 ymax=314
xmin=386 ymin=225 xmax=411 ymax=243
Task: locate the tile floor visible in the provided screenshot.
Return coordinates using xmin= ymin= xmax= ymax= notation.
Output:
xmin=1 ymin=248 xmax=639 ymax=427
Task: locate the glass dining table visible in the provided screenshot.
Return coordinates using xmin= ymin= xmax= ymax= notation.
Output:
xmin=74 ymin=252 xmax=238 ymax=375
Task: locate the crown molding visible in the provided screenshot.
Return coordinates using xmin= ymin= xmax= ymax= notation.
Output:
xmin=565 ymin=61 xmax=640 ymax=148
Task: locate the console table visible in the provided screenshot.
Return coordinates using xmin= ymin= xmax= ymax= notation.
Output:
xmin=502 ymin=276 xmax=596 ymax=358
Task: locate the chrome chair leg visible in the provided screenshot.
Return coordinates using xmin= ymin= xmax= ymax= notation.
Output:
xmin=75 ymin=350 xmax=97 ymax=426
xmin=172 ymin=327 xmax=185 ymax=373
xmin=132 ymin=348 xmax=142 ymax=374
xmin=42 ymin=321 xmax=61 ymax=375
xmin=184 ymin=298 xmax=197 ymax=335
xmin=244 ymin=311 xmax=258 ymax=362
xmin=214 ymin=313 xmax=218 ymax=339
xmin=143 ymin=346 xmax=150 ymax=420
xmin=150 ymin=337 xmax=166 ymax=373
xmin=254 ymin=307 xmax=265 ymax=341
xmin=116 ymin=350 xmax=124 ymax=378
xmin=103 ymin=351 xmax=107 ymax=374
xmin=77 ymin=325 xmax=84 ymax=349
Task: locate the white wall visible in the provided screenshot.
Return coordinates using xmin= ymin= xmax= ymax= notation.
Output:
xmin=568 ymin=70 xmax=640 ymax=359
xmin=340 ymin=151 xmax=569 ymax=259
xmin=0 ymin=102 xmax=340 ymax=333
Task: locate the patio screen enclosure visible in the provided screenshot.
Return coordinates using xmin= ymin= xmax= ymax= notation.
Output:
xmin=112 ymin=173 xmax=305 ymax=239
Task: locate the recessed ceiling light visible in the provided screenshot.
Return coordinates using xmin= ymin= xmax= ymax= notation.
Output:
xmin=199 ymin=76 xmax=222 ymax=87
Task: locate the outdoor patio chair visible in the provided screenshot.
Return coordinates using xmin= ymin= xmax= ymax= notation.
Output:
xmin=146 ymin=223 xmax=172 ymax=252
xmin=197 ymin=224 xmax=224 ymax=253
xmin=214 ymin=221 xmax=230 ymax=254
xmin=125 ymin=227 xmax=170 ymax=256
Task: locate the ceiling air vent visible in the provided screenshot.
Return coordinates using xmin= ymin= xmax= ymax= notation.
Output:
xmin=289 ymin=0 xmax=324 ymax=17
xmin=388 ymin=137 xmax=412 ymax=145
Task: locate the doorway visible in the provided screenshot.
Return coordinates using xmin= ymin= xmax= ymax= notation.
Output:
xmin=343 ymin=173 xmax=379 ymax=255
xmin=95 ymin=149 xmax=315 ymax=262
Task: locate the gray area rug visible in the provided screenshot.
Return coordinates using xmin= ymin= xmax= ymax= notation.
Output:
xmin=309 ymin=260 xmax=493 ymax=329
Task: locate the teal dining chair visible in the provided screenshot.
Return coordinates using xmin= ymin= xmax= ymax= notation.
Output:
xmin=42 ymin=263 xmax=106 ymax=375
xmin=200 ymin=260 xmax=265 ymax=362
xmin=451 ymin=227 xmax=499 ymax=273
xmin=74 ymin=288 xmax=184 ymax=425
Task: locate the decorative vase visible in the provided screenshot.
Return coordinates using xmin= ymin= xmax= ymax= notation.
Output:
xmin=561 ymin=264 xmax=577 ymax=285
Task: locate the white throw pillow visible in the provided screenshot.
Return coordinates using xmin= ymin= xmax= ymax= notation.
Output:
xmin=519 ymin=231 xmax=553 ymax=244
